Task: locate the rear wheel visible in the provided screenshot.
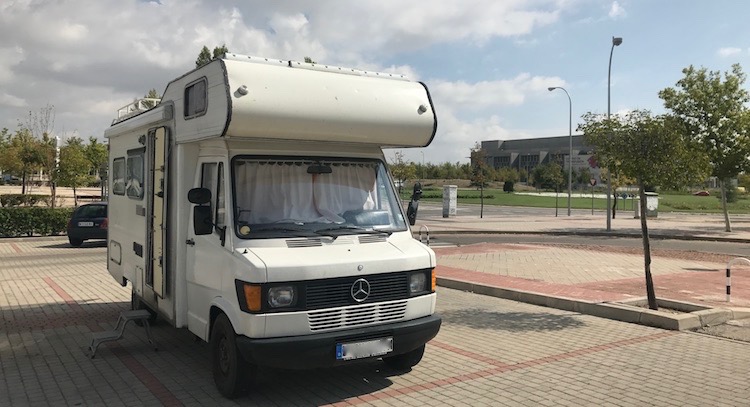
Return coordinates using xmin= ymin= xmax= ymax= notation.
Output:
xmin=211 ymin=314 xmax=253 ymax=398
xmin=68 ymin=237 xmax=83 ymax=247
xmin=382 ymin=344 xmax=425 ymax=371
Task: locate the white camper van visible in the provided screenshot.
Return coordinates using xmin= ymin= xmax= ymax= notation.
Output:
xmin=105 ymin=54 xmax=441 ymax=397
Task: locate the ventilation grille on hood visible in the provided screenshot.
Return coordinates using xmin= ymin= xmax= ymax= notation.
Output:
xmin=358 ymin=235 xmax=387 ymax=244
xmin=286 ymin=238 xmax=323 ymax=248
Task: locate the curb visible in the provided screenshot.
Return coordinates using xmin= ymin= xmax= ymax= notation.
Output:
xmin=437 ymin=277 xmax=750 ymax=331
xmin=419 ymin=229 xmax=750 ymax=244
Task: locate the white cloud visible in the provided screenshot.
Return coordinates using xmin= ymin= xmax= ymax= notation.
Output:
xmin=718 ymin=47 xmax=742 ymax=57
xmin=0 ymin=0 xmax=569 ymax=161
xmin=431 ymin=74 xmax=567 ymax=111
xmin=388 ymin=75 xmax=567 ymax=163
xmin=0 ymin=93 xmax=27 ymax=108
xmin=608 ymin=1 xmax=626 ymax=19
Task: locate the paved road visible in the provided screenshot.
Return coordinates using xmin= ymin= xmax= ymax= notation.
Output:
xmin=2 ymin=237 xmax=750 ymax=406
xmin=432 ymin=233 xmax=750 ymax=258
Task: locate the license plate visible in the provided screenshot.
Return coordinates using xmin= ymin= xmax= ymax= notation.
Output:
xmin=78 ymin=221 xmax=94 ymax=227
xmin=336 ymin=337 xmax=393 ymax=361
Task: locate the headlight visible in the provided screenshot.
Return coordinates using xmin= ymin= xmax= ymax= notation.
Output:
xmin=409 ymin=273 xmax=427 ymax=294
xmin=268 ymin=286 xmax=296 ymax=308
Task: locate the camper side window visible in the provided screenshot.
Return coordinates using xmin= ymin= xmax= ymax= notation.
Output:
xmin=184 ymin=78 xmax=207 ymax=118
xmin=126 ymin=151 xmax=144 ymax=200
xmin=112 ymin=158 xmax=126 ymax=195
xmin=201 ymin=162 xmax=218 ymax=232
xmin=216 ymin=163 xmax=225 ymax=230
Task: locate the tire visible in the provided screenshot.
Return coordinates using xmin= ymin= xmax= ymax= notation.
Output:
xmin=382 ymin=344 xmax=425 ymax=371
xmin=131 ymin=292 xmax=157 ymax=325
xmin=69 ymin=238 xmax=84 ymax=247
xmin=211 ymin=314 xmax=252 ymax=398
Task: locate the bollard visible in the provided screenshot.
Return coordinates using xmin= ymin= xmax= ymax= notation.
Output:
xmin=725 ymin=257 xmax=750 ymax=302
xmin=419 ymin=225 xmax=430 ymax=246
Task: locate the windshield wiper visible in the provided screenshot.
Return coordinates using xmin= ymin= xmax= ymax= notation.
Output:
xmin=314 ymin=226 xmax=392 ymax=239
xmin=248 ymin=225 xmax=315 ymax=238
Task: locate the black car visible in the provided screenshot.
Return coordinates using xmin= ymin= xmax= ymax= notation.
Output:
xmin=67 ymin=202 xmax=108 ymax=247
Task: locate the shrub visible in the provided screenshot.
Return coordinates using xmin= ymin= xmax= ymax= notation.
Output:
xmin=0 ymin=194 xmax=51 ymax=207
xmin=0 ymin=207 xmax=73 ymax=237
xmin=723 ymin=187 xmax=739 ymax=203
xmin=503 ymin=181 xmax=515 ymax=193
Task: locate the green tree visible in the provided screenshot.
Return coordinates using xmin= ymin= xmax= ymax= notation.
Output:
xmin=388 ymin=151 xmax=417 ymax=194
xmin=575 ymin=167 xmax=592 ymax=188
xmin=23 ymin=104 xmax=57 ymax=200
xmin=85 ymin=137 xmax=108 ymax=195
xmin=57 ymin=138 xmax=92 ymax=201
xmin=142 ymin=88 xmax=161 ymax=109
xmin=304 ymin=56 xmax=316 ymax=64
xmin=737 ymin=173 xmax=750 ymax=192
xmin=532 ymin=162 xmax=564 ymax=190
xmin=196 ymin=44 xmax=230 ymax=68
xmin=2 ymin=128 xmax=45 ymax=194
xmin=659 ymin=63 xmax=750 ymax=232
xmin=0 ymin=128 xmax=11 ymax=176
xmin=470 ymin=143 xmax=491 ymax=218
xmin=579 ymin=110 xmax=710 ymax=309
xmin=497 ymin=167 xmax=520 ymax=183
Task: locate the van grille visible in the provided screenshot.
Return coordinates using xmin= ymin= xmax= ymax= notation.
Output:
xmin=286 ymin=238 xmax=323 ymax=248
xmin=308 ymin=301 xmax=407 ymax=331
xmin=305 ymin=272 xmax=408 ymax=309
xmin=358 ymin=235 xmax=387 ymax=244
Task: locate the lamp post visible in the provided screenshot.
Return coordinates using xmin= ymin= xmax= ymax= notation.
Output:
xmin=420 ymin=150 xmax=425 ymax=180
xmin=606 ymin=36 xmax=622 ymax=232
xmin=548 ymin=86 xmax=572 ymax=216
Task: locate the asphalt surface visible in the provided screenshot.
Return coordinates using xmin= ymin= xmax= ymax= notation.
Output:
xmin=2 ymin=237 xmax=750 ymax=406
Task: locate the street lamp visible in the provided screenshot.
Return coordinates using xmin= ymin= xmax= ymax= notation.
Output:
xmin=420 ymin=150 xmax=425 ymax=180
xmin=606 ymin=36 xmax=622 ymax=232
xmin=548 ymin=86 xmax=572 ymax=216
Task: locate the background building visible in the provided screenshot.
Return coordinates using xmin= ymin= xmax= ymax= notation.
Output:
xmin=480 ymin=135 xmax=604 ymax=184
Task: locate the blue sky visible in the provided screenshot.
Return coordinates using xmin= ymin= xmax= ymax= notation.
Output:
xmin=1 ymin=0 xmax=749 ymax=164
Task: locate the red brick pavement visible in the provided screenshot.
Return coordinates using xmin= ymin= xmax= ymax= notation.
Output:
xmin=434 ymin=243 xmax=750 ymax=308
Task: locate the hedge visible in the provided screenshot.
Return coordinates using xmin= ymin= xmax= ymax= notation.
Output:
xmin=0 ymin=194 xmax=51 ymax=207
xmin=0 ymin=207 xmax=73 ymax=237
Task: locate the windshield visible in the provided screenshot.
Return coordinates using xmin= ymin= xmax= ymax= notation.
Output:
xmin=232 ymin=157 xmax=407 ymax=239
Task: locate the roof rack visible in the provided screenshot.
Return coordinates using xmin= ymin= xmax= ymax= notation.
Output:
xmin=113 ymin=98 xmax=161 ymax=124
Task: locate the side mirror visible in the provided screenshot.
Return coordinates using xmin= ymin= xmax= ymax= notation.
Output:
xmin=193 ymin=205 xmax=213 ymax=235
xmin=407 ymin=201 xmax=418 ymax=226
xmin=411 ymin=182 xmax=423 ymax=201
xmin=188 ymin=187 xmax=211 ymax=204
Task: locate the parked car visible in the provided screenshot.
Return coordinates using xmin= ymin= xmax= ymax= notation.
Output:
xmin=67 ymin=202 xmax=108 ymax=247
xmin=693 ymin=190 xmax=710 ymax=196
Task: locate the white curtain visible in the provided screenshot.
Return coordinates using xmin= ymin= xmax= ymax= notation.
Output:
xmin=235 ymin=162 xmax=377 ymax=224
xmin=314 ymin=164 xmax=376 ymax=223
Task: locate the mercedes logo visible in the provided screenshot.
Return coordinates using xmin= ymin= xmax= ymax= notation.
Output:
xmin=350 ymin=278 xmax=371 ymax=303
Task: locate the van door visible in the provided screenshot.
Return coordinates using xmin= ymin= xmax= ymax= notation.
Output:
xmin=185 ymin=159 xmax=229 ymax=337
xmin=147 ymin=127 xmax=168 ymax=298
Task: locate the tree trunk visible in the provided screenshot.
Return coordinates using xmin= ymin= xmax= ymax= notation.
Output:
xmin=639 ymin=183 xmax=658 ymax=310
xmin=21 ymin=171 xmax=27 ymax=195
xmin=480 ymin=183 xmax=484 ymax=219
xmin=612 ymin=187 xmax=617 ymax=219
xmin=720 ymin=179 xmax=732 ymax=232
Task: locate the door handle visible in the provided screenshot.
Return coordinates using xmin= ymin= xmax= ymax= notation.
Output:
xmin=186 ymin=239 xmax=195 ymax=246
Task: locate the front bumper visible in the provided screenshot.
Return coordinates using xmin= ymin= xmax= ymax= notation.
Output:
xmin=67 ymin=227 xmax=107 ymax=240
xmin=236 ymin=314 xmax=442 ymax=369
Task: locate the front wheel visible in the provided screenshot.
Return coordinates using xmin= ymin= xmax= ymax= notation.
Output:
xmin=211 ymin=314 xmax=253 ymax=398
xmin=382 ymin=344 xmax=425 ymax=371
